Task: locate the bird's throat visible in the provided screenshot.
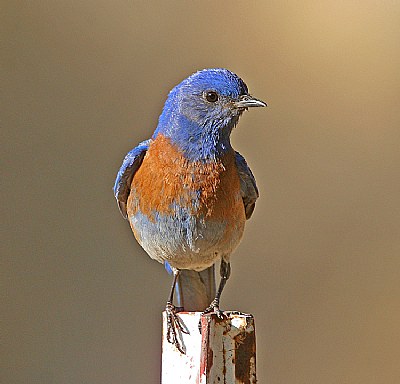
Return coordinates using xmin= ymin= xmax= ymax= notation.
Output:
xmin=156 ymin=114 xmax=234 ymax=162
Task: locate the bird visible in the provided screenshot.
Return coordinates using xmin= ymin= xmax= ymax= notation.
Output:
xmin=114 ymin=68 xmax=266 ymax=352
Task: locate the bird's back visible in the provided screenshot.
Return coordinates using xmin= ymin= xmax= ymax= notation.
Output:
xmin=126 ymin=134 xmax=246 ymax=271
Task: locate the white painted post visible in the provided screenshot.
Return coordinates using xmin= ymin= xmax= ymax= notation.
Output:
xmin=161 ymin=311 xmax=256 ymax=384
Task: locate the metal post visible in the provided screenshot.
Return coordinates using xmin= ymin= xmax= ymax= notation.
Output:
xmin=161 ymin=311 xmax=256 ymax=384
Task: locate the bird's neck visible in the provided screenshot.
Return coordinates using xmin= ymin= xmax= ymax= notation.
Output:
xmin=154 ymin=114 xmax=235 ymax=162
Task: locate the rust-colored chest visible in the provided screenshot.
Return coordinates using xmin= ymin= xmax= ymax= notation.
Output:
xmin=127 ymin=134 xmax=244 ymax=223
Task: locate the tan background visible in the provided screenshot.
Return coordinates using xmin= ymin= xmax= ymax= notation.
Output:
xmin=3 ymin=1 xmax=400 ymax=383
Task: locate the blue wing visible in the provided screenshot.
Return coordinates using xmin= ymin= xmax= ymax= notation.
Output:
xmin=113 ymin=139 xmax=151 ymax=219
xmin=235 ymin=151 xmax=259 ymax=219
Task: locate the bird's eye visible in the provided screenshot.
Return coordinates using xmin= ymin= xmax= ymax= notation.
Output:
xmin=205 ymin=91 xmax=219 ymax=103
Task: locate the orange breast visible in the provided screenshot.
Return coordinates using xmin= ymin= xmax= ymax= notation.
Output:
xmin=127 ymin=134 xmax=245 ymax=225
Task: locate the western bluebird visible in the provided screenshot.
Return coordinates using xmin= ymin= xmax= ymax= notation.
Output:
xmin=114 ymin=68 xmax=266 ymax=352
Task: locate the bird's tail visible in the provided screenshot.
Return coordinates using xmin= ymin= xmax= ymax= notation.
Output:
xmin=165 ymin=263 xmax=216 ymax=311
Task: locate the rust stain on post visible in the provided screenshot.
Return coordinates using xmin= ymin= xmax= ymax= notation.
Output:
xmin=234 ymin=320 xmax=256 ymax=384
xmin=202 ymin=312 xmax=256 ymax=383
xmin=200 ymin=316 xmax=213 ymax=379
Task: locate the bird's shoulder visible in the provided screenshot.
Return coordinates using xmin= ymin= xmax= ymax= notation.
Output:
xmin=234 ymin=151 xmax=259 ymax=219
xmin=113 ymin=139 xmax=151 ymax=218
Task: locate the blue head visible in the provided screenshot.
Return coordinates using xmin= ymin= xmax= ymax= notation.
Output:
xmin=153 ymin=68 xmax=266 ymax=161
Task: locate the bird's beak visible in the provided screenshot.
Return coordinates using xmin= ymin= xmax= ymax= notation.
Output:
xmin=234 ymin=94 xmax=267 ymax=109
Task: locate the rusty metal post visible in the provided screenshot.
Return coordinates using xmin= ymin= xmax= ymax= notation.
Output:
xmin=161 ymin=312 xmax=256 ymax=384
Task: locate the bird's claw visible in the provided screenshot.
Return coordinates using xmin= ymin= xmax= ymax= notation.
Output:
xmin=202 ymin=299 xmax=225 ymax=318
xmin=165 ymin=302 xmax=188 ymax=354
xmin=198 ymin=299 xmax=225 ymax=332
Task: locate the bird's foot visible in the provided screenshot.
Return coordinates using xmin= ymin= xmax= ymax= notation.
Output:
xmin=198 ymin=299 xmax=225 ymax=332
xmin=202 ymin=298 xmax=224 ymax=319
xmin=165 ymin=302 xmax=188 ymax=354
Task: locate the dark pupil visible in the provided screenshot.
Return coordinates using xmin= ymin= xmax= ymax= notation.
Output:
xmin=206 ymin=91 xmax=218 ymax=102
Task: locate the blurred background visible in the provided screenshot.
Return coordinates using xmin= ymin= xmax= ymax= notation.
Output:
xmin=2 ymin=1 xmax=400 ymax=383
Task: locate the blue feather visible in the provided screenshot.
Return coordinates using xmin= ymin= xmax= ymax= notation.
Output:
xmin=113 ymin=139 xmax=151 ymax=218
xmin=235 ymin=151 xmax=259 ymax=219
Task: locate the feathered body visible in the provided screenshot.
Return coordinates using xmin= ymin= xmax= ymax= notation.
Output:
xmin=115 ymin=68 xmax=263 ymax=274
xmin=127 ymin=134 xmax=246 ymax=271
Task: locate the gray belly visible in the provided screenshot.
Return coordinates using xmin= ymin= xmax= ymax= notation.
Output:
xmin=129 ymin=208 xmax=244 ymax=271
